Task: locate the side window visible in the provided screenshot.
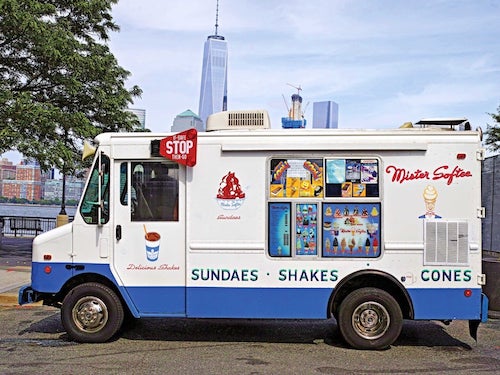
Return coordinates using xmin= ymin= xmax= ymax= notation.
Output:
xmin=268 ymin=157 xmax=381 ymax=259
xmin=80 ymin=153 xmax=110 ymax=224
xmin=131 ymin=161 xmax=179 ymax=221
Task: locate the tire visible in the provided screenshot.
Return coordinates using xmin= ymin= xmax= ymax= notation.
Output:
xmin=338 ymin=287 xmax=402 ymax=350
xmin=61 ymin=282 xmax=124 ymax=343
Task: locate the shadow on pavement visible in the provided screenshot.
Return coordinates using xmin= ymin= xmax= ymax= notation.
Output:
xmin=19 ymin=311 xmax=472 ymax=349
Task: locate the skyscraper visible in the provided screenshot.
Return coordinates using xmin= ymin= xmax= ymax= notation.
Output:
xmin=126 ymin=108 xmax=146 ymax=130
xmin=313 ymin=101 xmax=339 ymax=129
xmin=198 ymin=0 xmax=228 ymax=126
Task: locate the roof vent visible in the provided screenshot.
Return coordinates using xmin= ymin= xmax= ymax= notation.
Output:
xmin=206 ymin=110 xmax=271 ymax=131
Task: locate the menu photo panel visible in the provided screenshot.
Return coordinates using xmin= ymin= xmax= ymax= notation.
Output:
xmin=295 ymin=203 xmax=318 ymax=256
xmin=269 ymin=159 xmax=324 ymax=199
xmin=322 ymin=202 xmax=381 ymax=258
xmin=325 ymin=159 xmax=379 ymax=198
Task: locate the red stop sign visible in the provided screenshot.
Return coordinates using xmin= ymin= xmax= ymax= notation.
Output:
xmin=159 ymin=129 xmax=197 ymax=167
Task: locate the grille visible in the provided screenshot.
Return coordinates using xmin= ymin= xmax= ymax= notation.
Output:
xmin=424 ymin=220 xmax=469 ymax=266
xmin=228 ymin=112 xmax=266 ymax=127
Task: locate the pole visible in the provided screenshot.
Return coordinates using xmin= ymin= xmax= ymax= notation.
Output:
xmin=57 ymin=163 xmax=69 ymax=227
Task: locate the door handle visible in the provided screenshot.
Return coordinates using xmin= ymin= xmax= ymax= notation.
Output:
xmin=116 ymin=225 xmax=122 ymax=241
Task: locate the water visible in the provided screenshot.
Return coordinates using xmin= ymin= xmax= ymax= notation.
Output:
xmin=0 ymin=203 xmax=77 ymax=218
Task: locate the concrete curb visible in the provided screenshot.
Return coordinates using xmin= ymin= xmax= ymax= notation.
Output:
xmin=0 ymin=265 xmax=32 ymax=306
xmin=0 ymin=290 xmax=21 ymax=306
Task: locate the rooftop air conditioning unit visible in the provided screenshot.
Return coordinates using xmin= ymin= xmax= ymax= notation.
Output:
xmin=206 ymin=110 xmax=271 ymax=131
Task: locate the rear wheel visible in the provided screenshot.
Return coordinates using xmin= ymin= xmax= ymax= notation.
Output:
xmin=61 ymin=282 xmax=124 ymax=343
xmin=338 ymin=287 xmax=402 ymax=350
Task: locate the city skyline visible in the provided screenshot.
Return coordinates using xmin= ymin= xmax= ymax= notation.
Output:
xmin=106 ymin=0 xmax=499 ymax=135
xmin=2 ymin=0 xmax=500 ymax=163
xmin=0 ymin=158 xmax=84 ymax=202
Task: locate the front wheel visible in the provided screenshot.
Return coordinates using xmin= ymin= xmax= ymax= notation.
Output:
xmin=338 ymin=287 xmax=402 ymax=350
xmin=61 ymin=282 xmax=124 ymax=343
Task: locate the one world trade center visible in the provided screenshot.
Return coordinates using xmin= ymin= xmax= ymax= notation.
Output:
xmin=198 ymin=1 xmax=228 ymax=127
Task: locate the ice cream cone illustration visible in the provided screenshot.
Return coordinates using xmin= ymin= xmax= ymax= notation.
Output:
xmin=325 ymin=238 xmax=331 ymax=254
xmin=333 ymin=222 xmax=339 ymax=236
xmin=373 ymin=237 xmax=379 ymax=254
xmin=421 ymin=185 xmax=441 ymax=218
xmin=340 ymin=237 xmax=346 ymax=253
xmin=365 ymin=238 xmax=371 ymax=254
xmin=333 ymin=237 xmax=338 ymax=254
xmin=349 ymin=238 xmax=356 ymax=253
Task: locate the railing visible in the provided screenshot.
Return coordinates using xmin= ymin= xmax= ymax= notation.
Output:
xmin=0 ymin=215 xmax=74 ymax=238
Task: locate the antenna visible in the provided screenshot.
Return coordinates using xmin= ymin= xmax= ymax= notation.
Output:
xmin=214 ymin=0 xmax=220 ymax=35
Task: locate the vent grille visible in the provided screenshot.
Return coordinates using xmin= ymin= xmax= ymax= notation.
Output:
xmin=228 ymin=112 xmax=266 ymax=127
xmin=424 ymin=220 xmax=469 ymax=266
xmin=206 ymin=110 xmax=270 ymax=131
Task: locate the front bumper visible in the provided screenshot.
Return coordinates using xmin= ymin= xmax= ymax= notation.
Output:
xmin=18 ymin=285 xmax=39 ymax=305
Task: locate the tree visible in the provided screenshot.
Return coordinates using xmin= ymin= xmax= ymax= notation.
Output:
xmin=0 ymin=0 xmax=142 ymax=172
xmin=485 ymin=104 xmax=500 ymax=152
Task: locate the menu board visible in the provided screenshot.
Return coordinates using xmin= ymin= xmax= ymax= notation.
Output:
xmin=322 ymin=203 xmax=381 ymax=258
xmin=295 ymin=203 xmax=317 ymax=256
xmin=268 ymin=202 xmax=291 ymax=257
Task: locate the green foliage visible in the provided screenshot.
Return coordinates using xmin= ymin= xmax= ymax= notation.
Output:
xmin=485 ymin=105 xmax=500 ymax=152
xmin=0 ymin=0 xmax=142 ymax=172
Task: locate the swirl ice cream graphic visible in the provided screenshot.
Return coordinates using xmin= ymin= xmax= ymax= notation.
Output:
xmin=217 ymin=171 xmax=246 ymax=210
xmin=419 ymin=185 xmax=442 ymax=218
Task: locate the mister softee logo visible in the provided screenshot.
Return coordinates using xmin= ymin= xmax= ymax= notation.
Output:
xmin=385 ymin=165 xmax=472 ymax=185
xmin=216 ymin=171 xmax=246 ymax=210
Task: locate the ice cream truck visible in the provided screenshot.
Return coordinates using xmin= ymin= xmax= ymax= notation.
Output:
xmin=19 ymin=110 xmax=488 ymax=349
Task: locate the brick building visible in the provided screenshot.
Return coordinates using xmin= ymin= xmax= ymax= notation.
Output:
xmin=1 ymin=160 xmax=42 ymax=201
xmin=0 ymin=158 xmax=17 ymax=197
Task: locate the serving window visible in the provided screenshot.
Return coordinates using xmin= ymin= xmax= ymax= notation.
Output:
xmin=269 ymin=159 xmax=324 ymax=198
xmin=325 ymin=159 xmax=379 ymax=198
xmin=268 ymin=157 xmax=381 ymax=259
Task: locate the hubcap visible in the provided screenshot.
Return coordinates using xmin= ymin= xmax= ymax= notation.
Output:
xmin=352 ymin=301 xmax=390 ymax=340
xmin=72 ymin=296 xmax=109 ymax=333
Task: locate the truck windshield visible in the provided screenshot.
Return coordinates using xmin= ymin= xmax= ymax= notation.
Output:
xmin=80 ymin=153 xmax=110 ymax=224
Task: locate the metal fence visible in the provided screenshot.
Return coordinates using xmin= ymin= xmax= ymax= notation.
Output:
xmin=482 ymin=155 xmax=500 ymax=253
xmin=0 ymin=215 xmax=73 ymax=238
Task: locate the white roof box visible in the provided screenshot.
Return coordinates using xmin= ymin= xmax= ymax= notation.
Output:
xmin=206 ymin=110 xmax=271 ymax=131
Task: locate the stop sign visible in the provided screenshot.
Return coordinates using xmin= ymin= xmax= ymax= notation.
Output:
xmin=159 ymin=128 xmax=197 ymax=167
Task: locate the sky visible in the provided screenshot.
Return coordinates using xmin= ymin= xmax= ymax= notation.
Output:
xmin=2 ymin=0 xmax=500 ymax=163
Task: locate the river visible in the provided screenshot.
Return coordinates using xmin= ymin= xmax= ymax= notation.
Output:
xmin=0 ymin=203 xmax=77 ymax=218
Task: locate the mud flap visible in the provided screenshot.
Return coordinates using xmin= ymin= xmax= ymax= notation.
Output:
xmin=469 ymin=293 xmax=490 ymax=341
xmin=468 ymin=320 xmax=480 ymax=341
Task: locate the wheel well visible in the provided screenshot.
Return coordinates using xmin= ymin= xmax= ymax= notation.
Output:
xmin=50 ymin=273 xmax=131 ymax=316
xmin=329 ymin=271 xmax=414 ymax=320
